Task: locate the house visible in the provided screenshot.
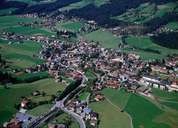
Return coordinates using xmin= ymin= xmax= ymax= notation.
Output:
xmin=3 ymin=119 xmax=22 ymax=128
xmin=106 ymin=80 xmax=120 ymax=89
xmin=168 ymin=81 xmax=178 ymax=92
xmin=20 ymin=99 xmax=30 ymax=109
xmin=94 ymin=94 xmax=105 ymax=102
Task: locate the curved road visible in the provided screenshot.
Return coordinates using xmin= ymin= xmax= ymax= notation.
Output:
xmin=27 ymin=72 xmax=87 ymax=128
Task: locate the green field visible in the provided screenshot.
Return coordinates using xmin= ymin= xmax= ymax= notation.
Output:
xmin=84 ymin=29 xmax=122 ymax=49
xmin=27 ymin=104 xmax=52 ymax=116
xmin=89 ymin=100 xmax=131 ymax=128
xmin=113 ymin=3 xmax=156 ymax=24
xmin=0 ymin=78 xmax=66 ymax=125
xmin=113 ymin=2 xmax=178 ymax=24
xmin=102 ymin=88 xmax=131 ymax=109
xmin=0 ymin=15 xmax=54 ymax=37
xmin=4 ymin=26 xmax=54 ymax=36
xmin=56 ymin=21 xmax=84 ymax=32
xmin=42 ymin=112 xmax=79 ymax=128
xmin=60 ymin=0 xmax=109 ymax=11
xmin=0 ymin=39 xmax=43 ymax=69
xmin=124 ymin=36 xmax=178 ymax=60
xmin=97 ymin=88 xmax=177 ymax=128
xmin=0 ymin=16 xmax=37 ymax=29
xmin=78 ymin=92 xmax=90 ymax=101
xmin=165 ymin=21 xmax=178 ymax=31
xmin=125 ymin=94 xmax=169 ymax=128
xmin=0 ymin=8 xmax=17 ymax=15
xmin=152 ymin=89 xmax=178 ymax=111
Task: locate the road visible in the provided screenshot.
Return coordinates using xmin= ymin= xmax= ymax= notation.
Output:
xmin=27 ymin=72 xmax=87 ymax=128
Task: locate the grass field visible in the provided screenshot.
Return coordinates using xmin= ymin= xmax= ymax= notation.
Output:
xmin=102 ymin=88 xmax=131 ymax=109
xmin=124 ymin=36 xmax=178 ymax=60
xmin=42 ymin=112 xmax=79 ymax=128
xmin=56 ymin=21 xmax=84 ymax=32
xmin=0 ymin=78 xmax=66 ymax=125
xmin=60 ymin=0 xmax=109 ymax=11
xmin=0 ymin=39 xmax=43 ymax=69
xmin=27 ymin=104 xmax=52 ymax=116
xmin=0 ymin=8 xmax=17 ymax=15
xmin=78 ymin=92 xmax=90 ymax=101
xmin=152 ymin=88 xmax=178 ymax=111
xmin=165 ymin=21 xmax=178 ymax=31
xmin=4 ymin=26 xmax=54 ymax=36
xmin=113 ymin=2 xmax=178 ymax=24
xmin=89 ymin=100 xmax=131 ymax=128
xmin=0 ymin=16 xmax=37 ymax=29
xmin=113 ymin=2 xmax=156 ymax=24
xmin=84 ymin=29 xmax=122 ymax=49
xmin=0 ymin=15 xmax=54 ymax=37
xmin=97 ymin=88 xmax=176 ymax=128
xmin=125 ymin=94 xmax=169 ymax=128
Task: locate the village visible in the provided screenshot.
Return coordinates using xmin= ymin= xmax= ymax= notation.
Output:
xmin=1 ymin=13 xmax=178 ymax=128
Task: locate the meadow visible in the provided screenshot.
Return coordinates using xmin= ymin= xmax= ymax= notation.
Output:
xmin=99 ymin=87 xmax=178 ymax=128
xmin=84 ymin=29 xmax=122 ymax=49
xmin=124 ymin=36 xmax=178 ymax=60
xmin=56 ymin=21 xmax=84 ymax=32
xmin=89 ymin=100 xmax=131 ymax=128
xmin=0 ymin=78 xmax=66 ymax=125
xmin=0 ymin=39 xmax=43 ymax=69
xmin=0 ymin=15 xmax=54 ymax=37
xmin=113 ymin=2 xmax=178 ymax=24
xmin=42 ymin=112 xmax=79 ymax=128
xmin=59 ymin=0 xmax=109 ymax=11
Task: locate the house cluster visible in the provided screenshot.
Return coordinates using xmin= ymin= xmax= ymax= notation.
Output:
xmin=67 ymin=99 xmax=99 ymax=127
xmin=36 ymin=36 xmax=178 ymax=95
